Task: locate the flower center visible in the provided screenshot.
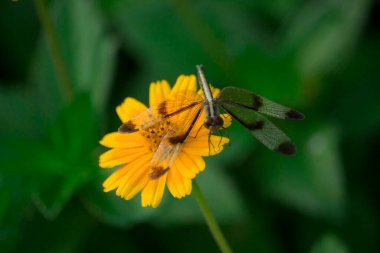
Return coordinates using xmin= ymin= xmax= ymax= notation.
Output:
xmin=140 ymin=120 xmax=171 ymax=152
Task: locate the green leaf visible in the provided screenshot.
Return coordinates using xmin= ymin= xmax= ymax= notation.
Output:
xmin=0 ymin=1 xmax=38 ymax=80
xmin=283 ymin=0 xmax=373 ymax=77
xmin=48 ymin=94 xmax=98 ymax=163
xmin=0 ymin=88 xmax=100 ymax=219
xmin=0 ymin=177 xmax=12 ymax=229
xmin=0 ymin=175 xmax=29 ymax=253
xmin=99 ymin=0 xmax=236 ymax=96
xmin=32 ymin=172 xmax=87 ymax=220
xmin=309 ymin=234 xmax=348 ymax=253
xmin=255 ymin=122 xmax=345 ymax=220
xmin=15 ymin=201 xmax=98 ymax=253
xmin=234 ymin=47 xmax=301 ymax=102
xmin=31 ymin=94 xmax=99 ymax=218
xmin=80 ymin=177 xmax=157 ymax=228
xmin=326 ymin=35 xmax=380 ymax=137
xmin=30 ymin=0 xmax=117 ymax=113
xmin=0 ymin=85 xmax=48 ymax=138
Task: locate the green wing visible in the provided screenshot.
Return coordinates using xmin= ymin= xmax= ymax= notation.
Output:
xmin=221 ymin=101 xmax=296 ymax=155
xmin=218 ymin=86 xmax=304 ymax=120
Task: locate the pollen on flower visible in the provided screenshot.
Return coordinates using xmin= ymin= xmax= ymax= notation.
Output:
xmin=141 ymin=119 xmax=172 ymax=152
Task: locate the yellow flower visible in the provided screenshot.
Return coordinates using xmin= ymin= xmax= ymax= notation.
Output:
xmin=99 ymin=75 xmax=230 ymax=208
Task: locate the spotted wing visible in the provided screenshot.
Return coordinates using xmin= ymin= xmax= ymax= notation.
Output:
xmin=119 ymin=94 xmax=203 ymax=133
xmin=218 ymin=86 xmax=304 ymax=120
xmin=147 ymin=105 xmax=204 ymax=179
xmin=221 ymin=101 xmax=296 ymax=155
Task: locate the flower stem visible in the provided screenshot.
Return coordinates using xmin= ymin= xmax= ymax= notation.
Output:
xmin=34 ymin=0 xmax=73 ymax=102
xmin=193 ymin=181 xmax=233 ymax=253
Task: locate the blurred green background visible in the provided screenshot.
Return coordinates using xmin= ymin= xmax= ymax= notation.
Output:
xmin=1 ymin=0 xmax=379 ymax=252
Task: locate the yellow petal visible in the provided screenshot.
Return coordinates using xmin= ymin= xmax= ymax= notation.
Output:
xmin=193 ymin=127 xmax=211 ymax=137
xmin=99 ymin=132 xmax=145 ymax=148
xmin=103 ymin=154 xmax=149 ymax=193
xmin=141 ymin=174 xmax=167 ymax=208
xmin=167 ymin=163 xmax=192 ymax=198
xmin=212 ymin=86 xmax=220 ymax=97
xmin=102 ymin=164 xmax=130 ymax=192
xmin=221 ymin=113 xmax=232 ymax=128
xmin=173 ymin=151 xmax=205 ymax=179
xmin=115 ymin=155 xmax=151 ymax=199
xmin=99 ymin=147 xmax=148 ymax=168
xmin=149 ymin=80 xmax=171 ymax=107
xmin=116 ymin=97 xmax=147 ymax=123
xmin=123 ymin=174 xmax=149 ymax=200
xmin=170 ymin=75 xmax=197 ymax=97
xmin=182 ymin=135 xmax=230 ymax=156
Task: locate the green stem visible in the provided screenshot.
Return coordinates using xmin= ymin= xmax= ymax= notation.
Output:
xmin=193 ymin=181 xmax=233 ymax=253
xmin=34 ymin=0 xmax=73 ymax=102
